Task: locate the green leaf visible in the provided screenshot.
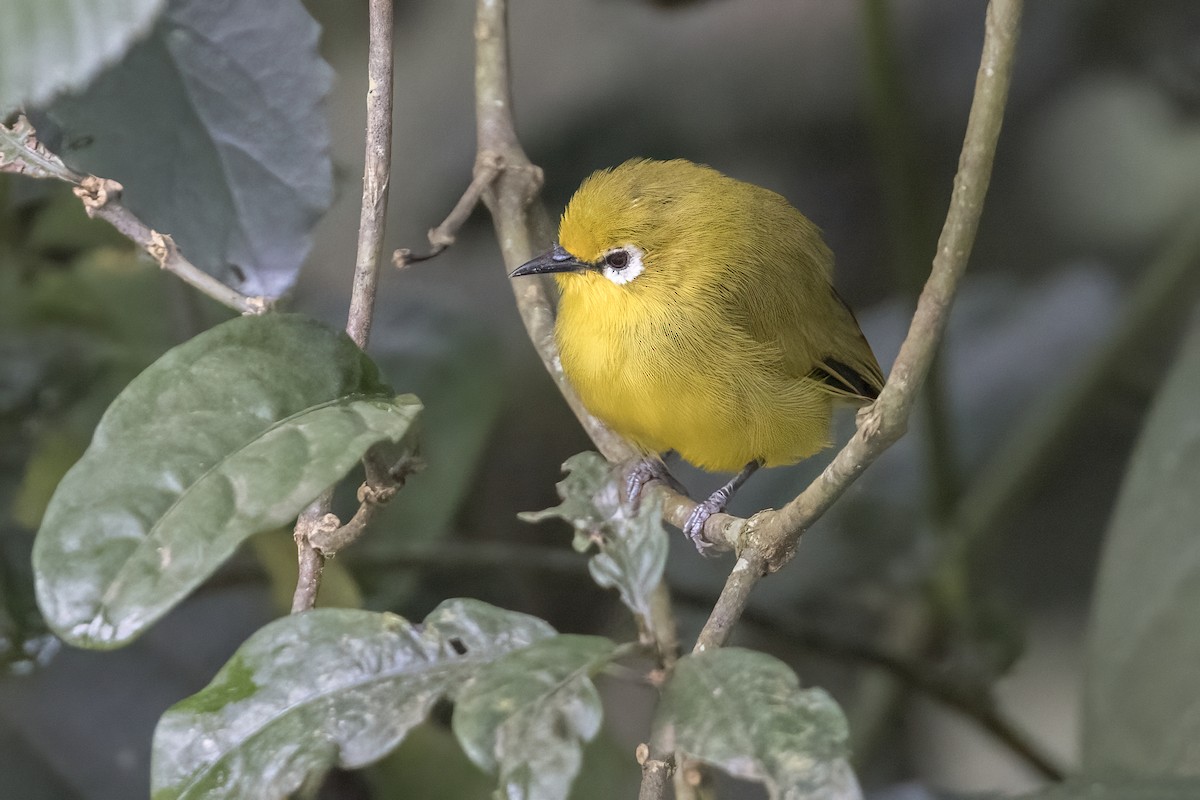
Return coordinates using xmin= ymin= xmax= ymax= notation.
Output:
xmin=1084 ymin=319 xmax=1200 ymax=777
xmin=521 ymin=452 xmax=668 ymax=632
xmin=656 ymin=648 xmax=860 ymax=800
xmin=993 ymin=777 xmax=1200 ymax=800
xmin=152 ymin=600 xmax=556 ymax=800
xmin=32 ymin=313 xmax=421 ymax=648
xmin=452 ymin=634 xmax=619 ymax=800
xmin=0 ymin=0 xmax=164 ymax=108
xmin=33 ymin=0 xmax=333 ymax=298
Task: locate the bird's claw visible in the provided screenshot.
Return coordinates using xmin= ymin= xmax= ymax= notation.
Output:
xmin=683 ymin=498 xmax=723 ymax=555
xmin=624 ymin=457 xmax=685 ymax=506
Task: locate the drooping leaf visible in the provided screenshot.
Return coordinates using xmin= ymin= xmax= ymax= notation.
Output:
xmin=34 ymin=0 xmax=334 ymax=298
xmin=656 ymin=648 xmax=861 ymax=800
xmin=452 ymin=634 xmax=619 ymax=800
xmin=152 ymin=600 xmax=556 ymax=800
xmin=0 ymin=0 xmax=164 ymax=109
xmin=1084 ymin=319 xmax=1200 ymax=777
xmin=521 ymin=452 xmax=668 ymax=633
xmin=33 ymin=314 xmax=421 ymax=648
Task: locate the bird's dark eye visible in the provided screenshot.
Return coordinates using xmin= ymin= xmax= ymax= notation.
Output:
xmin=605 ymin=250 xmax=629 ymax=270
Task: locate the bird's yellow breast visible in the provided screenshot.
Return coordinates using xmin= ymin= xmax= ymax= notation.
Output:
xmin=555 ymin=271 xmax=834 ymax=473
xmin=541 ymin=158 xmax=883 ymax=475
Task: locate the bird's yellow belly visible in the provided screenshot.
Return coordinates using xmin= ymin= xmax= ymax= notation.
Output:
xmin=556 ymin=309 xmax=833 ymax=473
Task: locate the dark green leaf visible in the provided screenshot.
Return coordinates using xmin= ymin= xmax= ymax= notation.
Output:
xmin=989 ymin=777 xmax=1200 ymax=800
xmin=453 ymin=634 xmax=619 ymax=800
xmin=152 ymin=600 xmax=555 ymax=799
xmin=521 ymin=452 xmax=667 ymax=632
xmin=0 ymin=0 xmax=164 ymax=108
xmin=35 ymin=0 xmax=333 ymax=297
xmin=1085 ymin=320 xmax=1200 ymax=776
xmin=33 ymin=314 xmax=421 ymax=648
xmin=656 ymin=648 xmax=860 ymax=800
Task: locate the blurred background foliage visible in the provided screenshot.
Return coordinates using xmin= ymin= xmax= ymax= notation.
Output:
xmin=2 ymin=0 xmax=1200 ymax=797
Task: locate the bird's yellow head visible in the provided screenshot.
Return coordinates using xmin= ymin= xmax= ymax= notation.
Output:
xmin=510 ymin=159 xmax=751 ymax=296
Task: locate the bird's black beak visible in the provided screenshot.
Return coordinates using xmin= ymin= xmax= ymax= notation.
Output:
xmin=509 ymin=244 xmax=590 ymax=277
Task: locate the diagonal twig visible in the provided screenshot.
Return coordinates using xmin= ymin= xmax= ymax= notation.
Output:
xmin=392 ymin=155 xmax=501 ymax=268
xmin=1 ymin=117 xmax=269 ymax=316
xmin=693 ymin=0 xmax=1024 ymax=653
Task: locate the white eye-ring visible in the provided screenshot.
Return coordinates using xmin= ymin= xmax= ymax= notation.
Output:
xmin=601 ymin=244 xmax=645 ymax=285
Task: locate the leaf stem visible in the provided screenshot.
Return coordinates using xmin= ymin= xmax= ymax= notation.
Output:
xmin=291 ymin=0 xmax=395 ymax=612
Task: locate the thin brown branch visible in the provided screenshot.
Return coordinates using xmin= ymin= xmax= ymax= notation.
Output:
xmin=392 ymin=157 xmax=501 ymax=268
xmin=291 ymin=0 xmax=395 ymax=612
xmin=307 ymin=484 xmax=394 ymax=555
xmin=692 ymin=0 xmax=1024 ymax=652
xmin=309 ymin=453 xmax=422 ymax=554
xmin=1 ymin=118 xmax=269 ymax=315
xmin=81 ymin=183 xmax=272 ymax=316
xmin=0 ymin=118 xmax=271 ymax=316
xmin=291 ymin=489 xmax=335 ymax=613
xmin=472 ymin=0 xmax=635 ymax=464
xmin=345 ymin=0 xmax=395 ymax=351
xmin=470 ymin=8 xmax=690 ymax=796
xmin=466 ymin=0 xmax=728 ymax=559
xmin=637 ymin=745 xmax=675 ymax=800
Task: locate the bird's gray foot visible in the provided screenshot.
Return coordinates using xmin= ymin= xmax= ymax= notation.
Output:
xmin=682 ymin=493 xmax=729 ymax=555
xmin=681 ymin=459 xmax=763 ymax=554
xmin=624 ymin=455 xmax=685 ymax=506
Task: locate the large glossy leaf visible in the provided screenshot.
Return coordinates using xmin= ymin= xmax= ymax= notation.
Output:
xmin=453 ymin=634 xmax=619 ymax=800
xmin=34 ymin=0 xmax=333 ymax=298
xmin=656 ymin=649 xmax=861 ymax=800
xmin=520 ymin=452 xmax=668 ymax=634
xmin=33 ymin=314 xmax=421 ymax=648
xmin=152 ymin=600 xmax=555 ymax=800
xmin=0 ymin=0 xmax=164 ymax=108
xmin=1084 ymin=320 xmax=1200 ymax=776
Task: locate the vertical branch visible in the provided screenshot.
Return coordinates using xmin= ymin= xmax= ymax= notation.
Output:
xmin=473 ymin=0 xmax=637 ymax=463
xmin=471 ymin=4 xmax=693 ymax=793
xmin=346 ymin=0 xmax=396 ymax=350
xmin=291 ymin=0 xmax=395 ymax=613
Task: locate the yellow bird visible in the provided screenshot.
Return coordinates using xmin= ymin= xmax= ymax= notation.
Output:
xmin=511 ymin=159 xmax=884 ymax=550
